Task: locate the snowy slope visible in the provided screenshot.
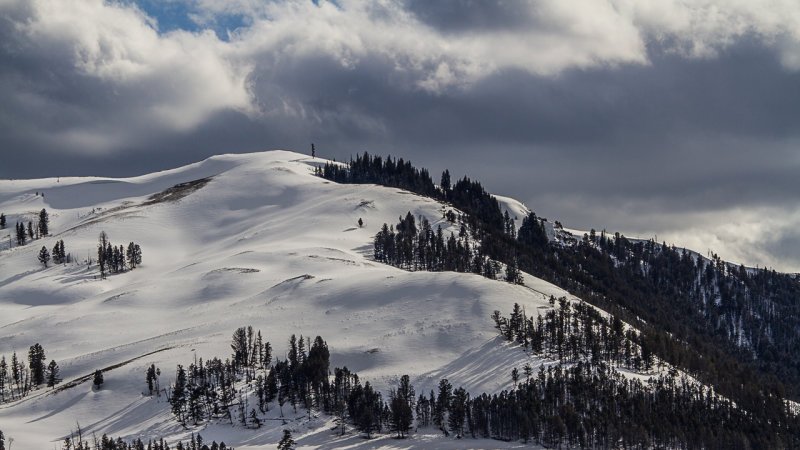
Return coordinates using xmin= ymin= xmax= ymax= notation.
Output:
xmin=0 ymin=151 xmax=594 ymax=448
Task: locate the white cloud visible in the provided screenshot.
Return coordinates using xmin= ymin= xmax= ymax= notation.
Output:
xmin=227 ymin=0 xmax=649 ymax=92
xmin=614 ymin=0 xmax=800 ymax=60
xmin=655 ymin=206 xmax=800 ymax=273
xmin=3 ymin=0 xmax=800 ymax=150
xmin=2 ymin=0 xmax=254 ymax=153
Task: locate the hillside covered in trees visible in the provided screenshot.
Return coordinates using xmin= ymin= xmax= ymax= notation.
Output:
xmin=320 ymin=152 xmax=800 ymax=428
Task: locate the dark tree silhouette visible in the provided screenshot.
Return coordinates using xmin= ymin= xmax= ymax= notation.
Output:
xmin=38 ymin=246 xmax=50 ymax=268
xmin=93 ymin=370 xmax=104 ymax=388
xmin=38 ymin=209 xmax=49 ymax=236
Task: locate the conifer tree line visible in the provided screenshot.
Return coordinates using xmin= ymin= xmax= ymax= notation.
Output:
xmin=164 ymin=327 xmax=322 ymax=428
xmin=467 ymin=304 xmax=799 ymax=447
xmin=494 ymin=298 xmax=657 ymax=371
xmin=97 ymin=231 xmax=142 ymax=279
xmin=319 ymin=153 xmax=506 ymax=235
xmin=460 ymin=360 xmax=798 ymax=448
xmin=317 ymin=151 xmax=800 ymax=416
xmin=0 ymin=342 xmax=60 ymax=403
xmin=372 ymin=212 xmax=515 ymax=282
xmin=161 ymin=327 xmax=424 ymax=440
xmin=57 ymin=428 xmax=232 ymax=450
xmin=8 ymin=208 xmax=50 ymax=246
xmin=37 ymin=239 xmax=69 ymax=268
xmin=52 ymin=239 xmax=68 ymax=264
xmin=155 ymin=324 xmax=798 ymax=448
xmin=0 ymin=207 xmax=73 ymax=267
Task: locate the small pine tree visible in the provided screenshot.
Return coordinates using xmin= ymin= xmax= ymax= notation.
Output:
xmin=38 ymin=209 xmax=49 ymax=236
xmin=440 ymin=170 xmax=451 ymax=195
xmin=38 ymin=246 xmax=50 ymax=268
xmin=27 ymin=221 xmax=34 ymax=239
xmin=0 ymin=356 xmax=6 ymax=402
xmin=126 ymin=242 xmax=142 ymax=269
xmin=52 ymin=240 xmax=66 ymax=264
xmin=146 ymin=364 xmax=159 ymax=395
xmin=358 ymin=218 xmax=363 ymax=228
xmin=171 ymin=365 xmax=187 ymax=424
xmin=0 ymin=213 xmax=5 ymax=229
xmin=47 ymin=360 xmax=60 ymax=388
xmin=93 ymin=370 xmax=104 ymax=389
xmin=277 ymin=429 xmax=295 ymax=450
xmin=28 ymin=343 xmax=46 ymax=386
xmin=16 ymin=222 xmax=25 ymax=245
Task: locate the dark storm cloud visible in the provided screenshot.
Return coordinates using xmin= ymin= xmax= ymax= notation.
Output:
xmin=402 ymin=0 xmax=534 ymax=33
xmin=266 ymin=38 xmax=800 ymax=217
xmin=2 ymin=0 xmax=800 ymax=270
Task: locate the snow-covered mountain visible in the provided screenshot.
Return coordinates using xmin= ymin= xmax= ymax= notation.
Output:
xmin=0 ymin=150 xmax=587 ymax=449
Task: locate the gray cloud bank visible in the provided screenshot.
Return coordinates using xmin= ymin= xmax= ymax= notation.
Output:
xmin=1 ymin=0 xmax=799 ymax=271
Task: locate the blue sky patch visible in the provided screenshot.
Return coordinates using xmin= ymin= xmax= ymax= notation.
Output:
xmin=124 ymin=0 xmax=250 ymax=40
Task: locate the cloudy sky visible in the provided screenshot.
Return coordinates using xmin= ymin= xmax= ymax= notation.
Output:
xmin=2 ymin=0 xmax=799 ymax=271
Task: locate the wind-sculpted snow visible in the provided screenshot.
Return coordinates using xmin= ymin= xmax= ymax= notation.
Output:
xmin=0 ymin=150 xmax=586 ymax=448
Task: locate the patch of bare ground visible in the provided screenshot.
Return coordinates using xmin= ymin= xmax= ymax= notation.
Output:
xmin=61 ymin=177 xmax=213 ymax=234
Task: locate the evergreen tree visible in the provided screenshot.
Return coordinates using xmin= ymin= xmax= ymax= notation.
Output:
xmin=0 ymin=356 xmax=6 ymax=402
xmin=15 ymin=222 xmax=25 ymax=245
xmin=440 ymin=169 xmax=451 ymax=197
xmin=307 ymin=336 xmax=330 ymax=405
xmin=126 ymin=242 xmax=142 ymax=268
xmin=277 ymin=429 xmax=295 ymax=450
xmin=46 ymin=360 xmax=60 ymax=388
xmin=52 ymin=242 xmax=60 ymax=264
xmin=27 ymin=343 xmax=46 ymax=386
xmin=448 ymin=387 xmax=469 ymax=437
xmin=231 ymin=327 xmax=248 ymax=368
xmin=133 ymin=243 xmax=142 ymax=266
xmin=434 ymin=378 xmax=452 ymax=433
xmin=264 ymin=341 xmax=273 ymax=370
xmin=146 ymin=364 xmax=159 ymax=395
xmin=171 ymin=365 xmax=187 ymax=424
xmin=518 ymin=212 xmax=548 ymax=248
xmin=52 ymin=240 xmax=66 ymax=264
xmin=38 ymin=246 xmax=50 ymax=268
xmin=265 ymin=368 xmax=278 ymax=406
xmin=105 ymin=242 xmax=113 ymax=273
xmin=287 ymin=334 xmax=299 ymax=369
xmin=389 ymin=375 xmax=415 ymax=438
xmin=38 ymin=209 xmax=49 ymax=236
xmin=27 ymin=221 xmax=33 ymax=239
xmin=10 ymin=352 xmax=19 ymax=395
xmin=504 ymin=256 xmax=523 ymax=285
xmin=93 ymin=370 xmax=104 ymax=389
xmin=0 ymin=213 xmax=5 ymax=229
xmin=98 ymin=232 xmax=108 ymax=278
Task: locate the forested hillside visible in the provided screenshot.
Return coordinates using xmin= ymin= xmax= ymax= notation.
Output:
xmin=321 ymin=153 xmax=800 ymax=424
